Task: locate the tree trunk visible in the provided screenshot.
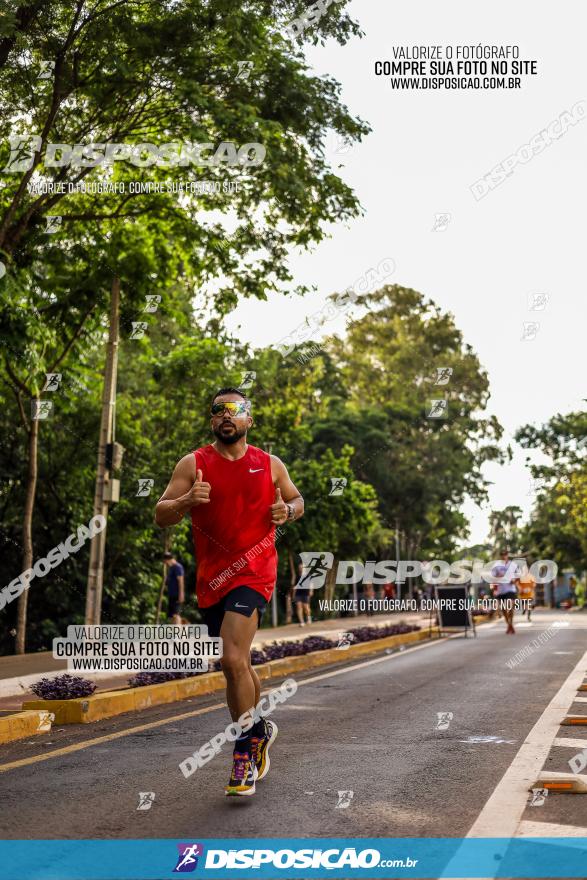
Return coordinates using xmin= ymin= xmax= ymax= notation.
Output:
xmin=85 ymin=277 xmax=120 ymax=624
xmin=325 ymin=558 xmax=337 ymax=608
xmin=155 ymin=530 xmax=170 ymax=623
xmin=15 ymin=411 xmax=40 ymax=654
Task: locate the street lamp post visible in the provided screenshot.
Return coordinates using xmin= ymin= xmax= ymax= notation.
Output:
xmin=85 ymin=277 xmax=120 ymax=625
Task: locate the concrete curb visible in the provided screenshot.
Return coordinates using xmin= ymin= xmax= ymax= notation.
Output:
xmin=0 ymin=667 xmax=129 ymax=700
xmin=562 ymin=715 xmax=587 ymax=726
xmin=0 ymin=616 xmax=424 ymax=699
xmin=536 ymin=771 xmax=587 ymax=793
xmin=0 ymin=710 xmax=54 ymax=744
xmin=19 ymin=627 xmax=436 ymax=727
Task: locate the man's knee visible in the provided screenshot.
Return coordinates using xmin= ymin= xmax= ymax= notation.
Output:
xmin=221 ymin=650 xmax=250 ymax=680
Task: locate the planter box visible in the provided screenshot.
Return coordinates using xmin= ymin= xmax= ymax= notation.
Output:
xmin=22 ymin=627 xmax=436 ymax=725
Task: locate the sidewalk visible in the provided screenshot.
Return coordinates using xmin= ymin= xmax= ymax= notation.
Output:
xmin=0 ymin=611 xmax=428 ymax=712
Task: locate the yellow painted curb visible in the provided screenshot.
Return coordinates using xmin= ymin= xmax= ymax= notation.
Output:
xmin=0 ymin=709 xmax=54 ymax=745
xmin=22 ymin=627 xmax=436 ymax=725
xmin=23 ymin=671 xmax=227 ymax=724
xmin=261 ymin=627 xmax=437 ymax=679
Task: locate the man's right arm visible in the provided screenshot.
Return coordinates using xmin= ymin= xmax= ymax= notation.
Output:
xmin=154 ymin=455 xmax=211 ymax=528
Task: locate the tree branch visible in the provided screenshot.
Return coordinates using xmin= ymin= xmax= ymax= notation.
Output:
xmin=0 ymin=1 xmax=85 ymax=248
xmin=0 ymin=1 xmax=48 ymax=70
xmin=49 ymin=300 xmax=97 ymax=373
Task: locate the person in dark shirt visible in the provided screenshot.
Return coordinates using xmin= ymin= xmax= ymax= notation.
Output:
xmin=163 ymin=552 xmax=185 ymax=624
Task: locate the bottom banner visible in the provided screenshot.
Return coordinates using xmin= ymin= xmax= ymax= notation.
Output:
xmin=0 ymin=837 xmax=586 ymax=878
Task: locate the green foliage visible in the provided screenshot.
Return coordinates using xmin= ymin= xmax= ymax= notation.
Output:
xmin=516 ymin=410 xmax=587 ymax=571
xmin=0 ymin=279 xmax=504 ymax=651
xmin=312 ymin=285 xmax=505 ymax=556
xmin=0 ymin=5 xmax=509 ymax=651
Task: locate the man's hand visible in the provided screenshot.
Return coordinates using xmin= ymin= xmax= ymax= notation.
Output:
xmin=185 ymin=469 xmax=211 ymax=507
xmin=155 ymin=456 xmax=213 ymax=527
xmin=270 ymin=487 xmax=288 ymax=525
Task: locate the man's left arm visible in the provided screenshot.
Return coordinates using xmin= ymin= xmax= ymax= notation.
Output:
xmin=177 ymin=570 xmax=185 ymax=604
xmin=270 ymin=456 xmax=304 ymax=525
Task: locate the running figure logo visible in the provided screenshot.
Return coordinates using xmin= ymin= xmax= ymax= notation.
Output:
xmin=527 ymin=477 xmax=545 ymax=496
xmin=435 ymin=711 xmax=453 ymax=731
xmin=528 ymin=788 xmax=548 ymax=807
xmin=336 ymin=632 xmax=355 ymax=650
xmin=3 ymin=135 xmax=42 ymax=172
xmin=136 ymin=791 xmax=155 ymax=811
xmin=235 ymin=61 xmax=253 ymax=82
xmin=45 ymin=216 xmax=62 ymax=234
xmin=144 ymin=294 xmax=161 ymax=313
xmin=528 ymin=292 xmax=549 ymax=311
xmin=239 ymin=370 xmax=256 ymax=389
xmin=434 ymin=367 xmax=453 ymax=386
xmin=31 ymin=400 xmax=53 ymax=420
xmin=521 ymin=321 xmax=540 ymax=341
xmin=298 ymin=552 xmax=334 ymax=589
xmin=431 ymin=212 xmax=451 ymax=231
xmin=333 ymin=132 xmax=353 ymax=155
xmin=336 ymin=790 xmax=354 ymax=809
xmin=130 ymin=321 xmax=149 ymax=340
xmin=42 ymin=373 xmax=62 ymax=392
xmin=136 ymin=478 xmax=155 ymax=497
xmin=329 ymin=477 xmax=347 ymax=496
xmin=428 ymin=399 xmax=447 ymax=419
xmin=173 ymin=843 xmax=204 ymax=873
xmin=38 ymin=60 xmax=55 ymax=79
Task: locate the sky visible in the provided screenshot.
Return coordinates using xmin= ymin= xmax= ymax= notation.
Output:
xmin=225 ymin=0 xmax=587 ymax=545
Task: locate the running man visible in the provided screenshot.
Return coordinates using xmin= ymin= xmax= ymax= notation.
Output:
xmin=155 ymin=387 xmax=304 ymax=796
xmin=490 ymin=549 xmax=519 ymax=634
xmin=163 ymin=552 xmax=185 ymax=624
xmin=517 ymin=553 xmax=536 ymax=621
xmin=293 ymin=562 xmax=313 ymax=626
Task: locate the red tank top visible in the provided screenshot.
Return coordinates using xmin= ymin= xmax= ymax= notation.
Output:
xmin=191 ymin=444 xmax=277 ymax=607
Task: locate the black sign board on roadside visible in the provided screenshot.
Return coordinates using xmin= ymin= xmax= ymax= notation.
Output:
xmin=434 ymin=585 xmax=476 ymax=638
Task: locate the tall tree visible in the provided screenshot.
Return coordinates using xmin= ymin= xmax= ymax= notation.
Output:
xmin=488 ymin=506 xmax=522 ymax=554
xmin=517 ymin=409 xmax=587 ymax=572
xmin=0 ymin=0 xmax=369 ymax=650
xmin=314 ymin=285 xmax=505 ymax=556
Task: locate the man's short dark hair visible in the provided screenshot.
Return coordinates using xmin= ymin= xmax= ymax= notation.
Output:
xmin=211 ymin=387 xmax=250 ymax=409
xmin=163 ymin=552 xmax=173 ymax=560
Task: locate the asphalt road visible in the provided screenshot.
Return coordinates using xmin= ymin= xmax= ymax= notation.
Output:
xmin=1 ymin=610 xmax=585 ymax=840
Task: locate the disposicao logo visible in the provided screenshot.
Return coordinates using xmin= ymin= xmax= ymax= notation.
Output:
xmin=173 ymin=843 xmax=204 ymax=873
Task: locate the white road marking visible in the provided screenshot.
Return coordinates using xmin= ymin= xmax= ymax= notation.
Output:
xmin=553 ymin=737 xmax=587 ymax=749
xmin=517 ymin=820 xmax=587 ymax=837
xmin=458 ymin=736 xmax=516 ymax=744
xmin=572 ymin=695 xmax=587 ymax=703
xmin=465 ymin=648 xmax=587 ymax=837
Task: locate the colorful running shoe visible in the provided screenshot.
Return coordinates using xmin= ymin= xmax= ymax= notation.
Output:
xmin=251 ymin=719 xmax=278 ymax=781
xmin=224 ymin=751 xmax=257 ymax=797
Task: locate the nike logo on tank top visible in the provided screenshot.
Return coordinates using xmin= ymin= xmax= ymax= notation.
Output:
xmin=191 ymin=444 xmax=277 ymax=607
